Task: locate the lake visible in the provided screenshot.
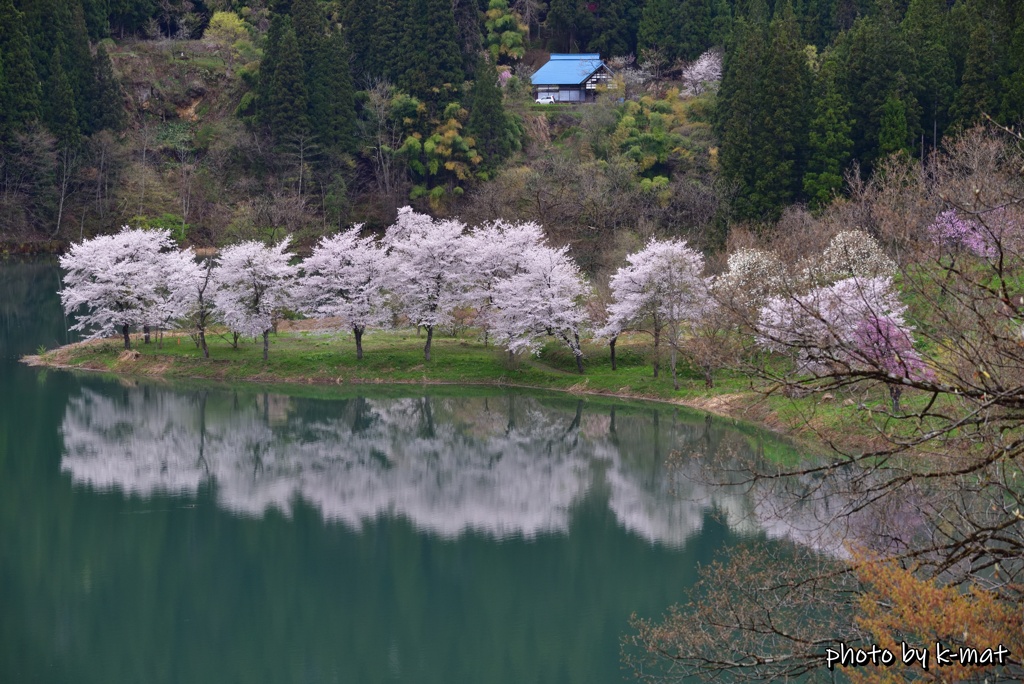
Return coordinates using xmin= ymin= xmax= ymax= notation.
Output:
xmin=0 ymin=258 xmax=812 ymax=684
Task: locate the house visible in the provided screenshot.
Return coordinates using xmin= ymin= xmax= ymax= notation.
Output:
xmin=531 ymin=54 xmax=614 ymax=103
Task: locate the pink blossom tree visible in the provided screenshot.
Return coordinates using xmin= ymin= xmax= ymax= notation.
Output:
xmin=680 ymin=49 xmax=722 ymax=97
xmin=384 ymin=209 xmax=467 ymax=361
xmin=167 ymin=254 xmax=217 ymax=358
xmin=297 ymin=227 xmax=390 ymax=360
xmin=59 ymin=227 xmax=177 ymax=350
xmin=599 ymin=239 xmax=707 ymax=386
xmin=212 ymin=238 xmax=296 ymax=361
xmin=492 ymin=242 xmax=590 ymax=373
xmin=459 ymin=219 xmax=546 ymax=343
xmin=757 ymin=276 xmax=925 ymax=410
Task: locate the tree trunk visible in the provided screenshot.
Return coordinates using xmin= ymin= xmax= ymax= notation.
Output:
xmin=424 ymin=325 xmax=433 ymax=361
xmin=263 ymin=329 xmax=269 ymax=361
xmin=671 ymin=347 xmax=679 ymax=391
xmin=703 ymin=366 xmax=713 ymax=389
xmin=574 ymin=332 xmax=583 ymax=374
xmin=199 ymin=326 xmax=209 ymax=359
xmin=653 ymin=327 xmax=660 ymax=378
xmin=354 ymin=326 xmax=364 ymax=360
xmin=122 ymin=324 xmax=131 ymax=350
xmin=144 ymin=325 xmax=151 ymax=344
xmin=890 ymin=385 xmax=902 ymax=414
xmin=610 ymin=336 xmax=617 ymax=371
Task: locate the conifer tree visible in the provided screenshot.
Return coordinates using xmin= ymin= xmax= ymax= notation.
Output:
xmin=950 ymin=20 xmax=1001 ymax=128
xmin=841 ymin=12 xmax=918 ymax=169
xmin=343 ymin=0 xmax=378 ymax=82
xmin=588 ymin=0 xmax=643 ymax=58
xmin=91 ymin=44 xmax=126 ymax=132
xmin=803 ymin=53 xmax=853 ymax=208
xmin=902 ymin=0 xmax=954 ymax=151
xmin=0 ymin=0 xmax=40 ymax=129
xmin=398 ymin=0 xmax=464 ymax=108
xmin=290 ymin=0 xmax=324 ymax=71
xmin=261 ymin=20 xmax=310 ymax=145
xmin=66 ymin=0 xmax=98 ymax=134
xmin=375 ymin=0 xmax=410 ymax=84
xmin=43 ymin=48 xmax=80 ymax=147
xmin=637 ymin=0 xmax=681 ymax=61
xmin=309 ymin=30 xmax=356 ymax=155
xmin=467 ymin=57 xmax=515 ymax=173
xmin=877 ymin=92 xmax=912 ymax=157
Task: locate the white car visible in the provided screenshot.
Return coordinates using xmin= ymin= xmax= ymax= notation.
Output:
xmin=535 ymin=96 xmax=556 ymax=104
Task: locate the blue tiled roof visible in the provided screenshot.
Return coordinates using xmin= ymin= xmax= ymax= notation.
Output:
xmin=531 ymin=54 xmax=608 ymax=86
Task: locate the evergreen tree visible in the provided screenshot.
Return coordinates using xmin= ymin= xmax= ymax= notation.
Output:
xmin=343 ymin=0 xmax=378 ymax=82
xmin=637 ymin=0 xmax=681 ymax=61
xmin=0 ymin=0 xmax=40 ymax=128
xmin=258 ymin=13 xmax=287 ymax=119
xmin=309 ymin=30 xmax=356 ymax=155
xmin=756 ymin=0 xmax=811 ymax=211
xmin=397 ymin=0 xmax=464 ymax=108
xmin=375 ymin=0 xmax=411 ymax=84
xmin=43 ymin=48 xmax=80 ymax=147
xmin=950 ymin=19 xmax=1001 ymax=128
xmin=877 ymin=92 xmax=912 ymax=157
xmin=840 ymin=12 xmax=919 ymax=169
xmin=588 ymin=0 xmax=643 ymax=57
xmin=261 ymin=19 xmax=310 ymax=145
xmin=803 ymin=52 xmax=853 ymax=208
xmin=902 ymin=0 xmax=954 ymax=151
xmin=546 ymin=0 xmax=591 ymax=53
xmin=91 ymin=44 xmax=126 ymax=132
xmin=290 ymin=0 xmax=325 ymax=71
xmin=716 ymin=2 xmax=771 ymax=219
xmin=66 ymin=0 xmax=98 ymax=134
xmin=467 ymin=57 xmax=515 ymax=172
xmin=1001 ymin=7 xmax=1024 ymax=124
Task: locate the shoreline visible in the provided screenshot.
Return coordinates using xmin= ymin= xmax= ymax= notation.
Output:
xmin=22 ymin=334 xmax=824 ymax=452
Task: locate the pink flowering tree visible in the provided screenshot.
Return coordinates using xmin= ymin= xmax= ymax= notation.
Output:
xmin=459 ymin=220 xmax=546 ymax=343
xmin=680 ymin=49 xmax=722 ymax=97
xmin=927 ymin=209 xmax=997 ymax=258
xmin=599 ymin=239 xmax=707 ymax=386
xmin=384 ymin=209 xmax=467 ymax=361
xmin=297 ymin=227 xmax=390 ymax=360
xmin=757 ymin=276 xmax=926 ymax=411
xmin=59 ymin=227 xmax=177 ymax=350
xmin=212 ymin=238 xmax=295 ymax=361
xmin=492 ymin=242 xmax=590 ymax=373
xmin=167 ymin=254 xmax=217 ymax=358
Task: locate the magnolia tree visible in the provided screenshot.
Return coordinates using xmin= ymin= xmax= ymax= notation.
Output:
xmin=60 ymin=227 xmax=177 ymax=350
xmin=213 ymin=238 xmax=295 ymax=361
xmin=492 ymin=242 xmax=590 ymax=373
xmin=384 ymin=209 xmax=467 ymax=361
xmin=803 ymin=229 xmax=896 ymax=285
xmin=459 ymin=219 xmax=546 ymax=343
xmin=600 ymin=239 xmax=707 ymax=387
xmin=297 ymin=227 xmax=390 ymax=360
xmin=168 ymin=254 xmax=217 ymax=358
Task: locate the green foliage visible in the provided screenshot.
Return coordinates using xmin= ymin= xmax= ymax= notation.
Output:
xmin=483 ymin=0 xmax=527 ymax=64
xmin=803 ymin=54 xmax=853 ymax=208
xmin=260 ymin=18 xmax=310 ymax=145
xmin=42 ymin=49 xmax=79 ymax=147
xmin=132 ymin=213 xmax=191 ymax=245
xmin=0 ymin=0 xmax=40 ymax=129
xmin=467 ymin=57 xmax=521 ymax=172
xmin=639 ymin=0 xmax=717 ymax=63
xmin=395 ymin=0 xmax=464 ymax=109
xmin=308 ymin=30 xmax=356 ymax=155
xmin=90 ymin=44 xmax=126 ymax=132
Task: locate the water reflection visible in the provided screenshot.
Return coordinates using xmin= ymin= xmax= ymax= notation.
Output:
xmin=61 ymin=386 xmax=785 ymax=546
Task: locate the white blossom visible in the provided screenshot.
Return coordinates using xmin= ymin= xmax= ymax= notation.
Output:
xmin=59 ymin=227 xmax=177 ymax=348
xmin=491 ymin=242 xmax=590 ymax=372
xmin=680 ymin=49 xmax=722 ymax=97
xmin=212 ymin=238 xmax=295 ymax=358
xmin=297 ymin=227 xmax=390 ymax=359
xmin=804 ymin=230 xmax=897 ymax=284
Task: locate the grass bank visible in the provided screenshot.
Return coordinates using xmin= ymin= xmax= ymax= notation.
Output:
xmin=26 ymin=325 xmax=898 ymax=454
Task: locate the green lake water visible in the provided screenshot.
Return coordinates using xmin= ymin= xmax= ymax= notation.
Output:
xmin=0 ymin=259 xmax=810 ymax=684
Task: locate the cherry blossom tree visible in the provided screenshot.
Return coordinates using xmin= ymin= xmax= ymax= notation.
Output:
xmin=492 ymin=242 xmax=590 ymax=373
xmin=756 ymin=275 xmax=923 ymax=410
xmin=168 ymin=254 xmax=217 ymax=358
xmin=803 ymin=229 xmax=897 ymax=284
xmin=680 ymin=49 xmax=722 ymax=98
xmin=384 ymin=209 xmax=467 ymax=361
xmin=213 ymin=238 xmax=296 ymax=361
xmin=59 ymin=227 xmax=176 ymax=350
xmin=459 ymin=219 xmax=546 ymax=343
xmin=297 ymin=227 xmax=390 ymax=360
xmin=599 ymin=239 xmax=707 ymax=386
